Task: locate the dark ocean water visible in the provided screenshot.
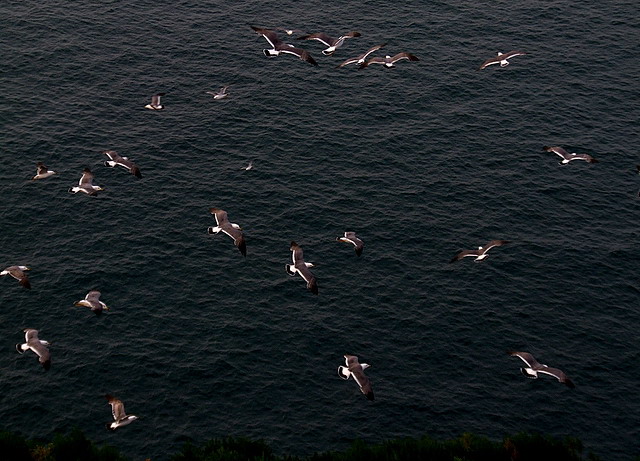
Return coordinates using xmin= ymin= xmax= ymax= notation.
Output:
xmin=1 ymin=1 xmax=639 ymax=460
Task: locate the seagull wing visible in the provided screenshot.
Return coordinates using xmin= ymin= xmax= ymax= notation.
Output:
xmin=449 ymin=249 xmax=479 ymax=263
xmin=151 ymin=93 xmax=165 ymax=106
xmin=251 ymin=26 xmax=281 ymax=48
xmin=79 ymin=169 xmax=94 ymax=186
xmin=210 ymin=208 xmax=229 ymax=226
xmin=537 ymin=367 xmax=575 ymax=388
xmin=221 ymin=224 xmax=246 ymax=257
xmin=508 ymin=351 xmax=542 ymax=369
xmin=24 ymin=329 xmax=40 ymax=343
xmin=390 ymin=52 xmax=419 ymax=63
xmin=482 ymin=240 xmax=510 ymax=253
xmin=85 ymin=290 xmax=102 ymax=303
xmin=106 ymin=395 xmax=127 ymax=421
xmin=543 ymin=146 xmax=570 ymax=159
xmin=36 ymin=163 xmax=48 ymax=175
xmin=296 ymin=33 xmax=334 ymax=46
xmin=277 ymin=45 xmax=318 ymax=66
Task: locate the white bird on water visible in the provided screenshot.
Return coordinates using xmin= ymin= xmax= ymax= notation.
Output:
xmin=206 ymin=86 xmax=229 ymax=100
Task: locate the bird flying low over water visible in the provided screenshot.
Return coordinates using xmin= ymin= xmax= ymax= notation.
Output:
xmin=296 ymin=31 xmax=361 ymax=56
xmin=337 ymin=232 xmax=364 ymax=256
xmin=508 ymin=351 xmax=575 ymax=388
xmin=276 ymin=27 xmax=302 ymax=36
xmin=478 ymin=51 xmax=527 ymax=70
xmin=145 ymin=93 xmax=165 ymax=110
xmin=336 ymin=43 xmax=386 ymax=68
xmin=1 ymin=265 xmax=31 ymax=289
xmin=251 ymin=26 xmax=318 ymax=66
xmin=359 ymin=52 xmax=419 ymax=69
xmin=338 ymin=355 xmax=374 ymax=400
xmin=75 ymin=290 xmax=109 ymax=315
xmin=103 ymin=150 xmax=142 ymax=178
xmin=285 ymin=241 xmax=318 ymax=295
xmin=206 ymin=86 xmax=229 ymax=100
xmin=208 ymin=208 xmax=246 ymax=257
xmin=69 ymin=168 xmax=103 ymax=196
xmin=449 ymin=240 xmax=510 ymax=263
xmin=32 ymin=162 xmax=57 ymax=180
xmin=16 ymin=329 xmax=51 ymax=370
xmin=543 ymin=146 xmax=599 ymax=164
xmin=105 ymin=395 xmax=138 ymax=430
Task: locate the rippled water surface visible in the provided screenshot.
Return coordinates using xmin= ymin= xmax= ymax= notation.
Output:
xmin=1 ymin=1 xmax=639 ymax=460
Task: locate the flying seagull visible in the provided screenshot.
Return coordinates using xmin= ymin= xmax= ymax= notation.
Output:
xmin=285 ymin=241 xmax=318 ymax=295
xmin=1 ymin=265 xmax=31 ymax=289
xmin=75 ymin=290 xmax=109 ymax=315
xmin=145 ymin=93 xmax=165 ymax=110
xmin=16 ymin=329 xmax=51 ymax=370
xmin=242 ymin=161 xmax=253 ymax=171
xmin=206 ymin=86 xmax=229 ymax=100
xmin=207 ymin=208 xmax=246 ymax=257
xmin=359 ymin=52 xmax=419 ymax=69
xmin=276 ymin=27 xmax=302 ymax=36
xmin=251 ymin=26 xmax=318 ymax=66
xmin=69 ymin=168 xmax=103 ymax=196
xmin=296 ymin=31 xmax=361 ymax=56
xmin=478 ymin=51 xmax=527 ymax=70
xmin=32 ymin=162 xmax=57 ymax=180
xmin=543 ymin=146 xmax=598 ymax=164
xmin=338 ymin=354 xmax=374 ymax=400
xmin=336 ymin=43 xmax=386 ymax=68
xmin=337 ymin=232 xmax=364 ymax=256
xmin=103 ymin=150 xmax=142 ymax=178
xmin=450 ymin=240 xmax=510 ymax=263
xmin=508 ymin=351 xmax=575 ymax=388
xmin=105 ymin=395 xmax=138 ymax=430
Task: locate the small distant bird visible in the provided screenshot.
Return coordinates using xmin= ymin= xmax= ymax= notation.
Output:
xmin=103 ymin=150 xmax=142 ymax=178
xmin=105 ymin=395 xmax=138 ymax=430
xmin=285 ymin=241 xmax=318 ymax=295
xmin=75 ymin=290 xmax=109 ymax=315
xmin=251 ymin=26 xmax=318 ymax=66
xmin=336 ymin=43 xmax=386 ymax=68
xmin=543 ymin=146 xmax=599 ymax=164
xmin=242 ymin=161 xmax=253 ymax=171
xmin=478 ymin=51 xmax=527 ymax=70
xmin=145 ymin=93 xmax=165 ymax=110
xmin=449 ymin=240 xmax=510 ymax=263
xmin=508 ymin=351 xmax=575 ymax=388
xmin=338 ymin=354 xmax=374 ymax=400
xmin=1 ymin=265 xmax=31 ymax=289
xmin=276 ymin=27 xmax=302 ymax=36
xmin=296 ymin=31 xmax=361 ymax=56
xmin=16 ymin=329 xmax=51 ymax=370
xmin=32 ymin=162 xmax=57 ymax=180
xmin=207 ymin=208 xmax=246 ymax=257
xmin=69 ymin=168 xmax=103 ymax=196
xmin=206 ymin=86 xmax=229 ymax=100
xmin=337 ymin=232 xmax=364 ymax=256
xmin=359 ymin=52 xmax=419 ymax=69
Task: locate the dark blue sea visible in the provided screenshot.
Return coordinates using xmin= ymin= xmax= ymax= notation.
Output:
xmin=1 ymin=1 xmax=639 ymax=459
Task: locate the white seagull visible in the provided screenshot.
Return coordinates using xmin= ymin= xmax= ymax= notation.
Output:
xmin=206 ymin=86 xmax=229 ymax=100
xmin=242 ymin=161 xmax=253 ymax=171
xmin=338 ymin=355 xmax=374 ymax=400
xmin=449 ymin=240 xmax=510 ymax=263
xmin=543 ymin=146 xmax=599 ymax=164
xmin=32 ymin=162 xmax=57 ymax=180
xmin=337 ymin=232 xmax=364 ymax=256
xmin=478 ymin=51 xmax=526 ymax=70
xmin=336 ymin=43 xmax=386 ymax=68
xmin=276 ymin=27 xmax=302 ymax=36
xmin=207 ymin=208 xmax=246 ymax=257
xmin=75 ymin=290 xmax=109 ymax=315
xmin=105 ymin=395 xmax=138 ymax=430
xmin=251 ymin=26 xmax=318 ymax=66
xmin=296 ymin=31 xmax=361 ymax=56
xmin=103 ymin=150 xmax=142 ymax=178
xmin=285 ymin=241 xmax=318 ymax=295
xmin=145 ymin=93 xmax=165 ymax=110
xmin=508 ymin=351 xmax=575 ymax=388
xmin=16 ymin=329 xmax=51 ymax=370
xmin=69 ymin=168 xmax=103 ymax=196
xmin=1 ymin=265 xmax=31 ymax=289
xmin=359 ymin=52 xmax=419 ymax=69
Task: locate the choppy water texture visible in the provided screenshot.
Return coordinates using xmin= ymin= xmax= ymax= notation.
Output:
xmin=1 ymin=1 xmax=639 ymax=460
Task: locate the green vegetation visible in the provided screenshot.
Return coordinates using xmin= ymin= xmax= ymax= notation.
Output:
xmin=0 ymin=429 xmax=607 ymax=461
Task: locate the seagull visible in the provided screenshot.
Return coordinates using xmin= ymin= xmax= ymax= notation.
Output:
xmin=285 ymin=241 xmax=318 ymax=295
xmin=251 ymin=26 xmax=318 ymax=66
xmin=508 ymin=351 xmax=575 ymax=388
xmin=206 ymin=86 xmax=229 ymax=100
xmin=1 ymin=265 xmax=31 ymax=289
xmin=242 ymin=161 xmax=253 ymax=171
xmin=16 ymin=329 xmax=51 ymax=370
xmin=338 ymin=355 xmax=374 ymax=400
xmin=296 ymin=31 xmax=361 ymax=56
xmin=478 ymin=51 xmax=526 ymax=70
xmin=276 ymin=27 xmax=302 ymax=36
xmin=543 ymin=146 xmax=599 ymax=164
xmin=145 ymin=93 xmax=165 ymax=110
xmin=32 ymin=162 xmax=57 ymax=180
xmin=69 ymin=168 xmax=103 ymax=196
xmin=336 ymin=43 xmax=386 ymax=68
xmin=105 ymin=395 xmax=138 ymax=430
xmin=359 ymin=52 xmax=419 ymax=69
xmin=449 ymin=240 xmax=510 ymax=263
xmin=103 ymin=150 xmax=142 ymax=178
xmin=75 ymin=290 xmax=109 ymax=315
xmin=207 ymin=208 xmax=246 ymax=257
xmin=337 ymin=232 xmax=364 ymax=256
